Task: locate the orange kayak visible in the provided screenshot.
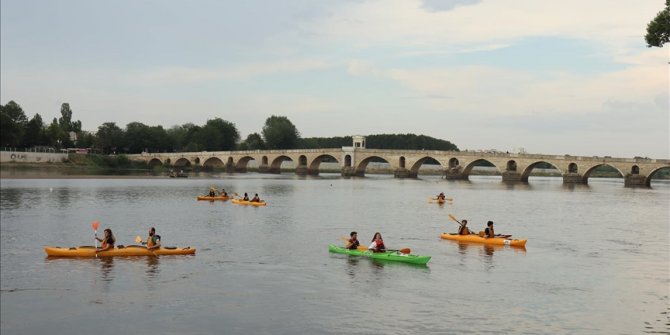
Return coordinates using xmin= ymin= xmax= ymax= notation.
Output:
xmin=440 ymin=233 xmax=527 ymax=247
xmin=45 ymin=245 xmax=196 ymax=257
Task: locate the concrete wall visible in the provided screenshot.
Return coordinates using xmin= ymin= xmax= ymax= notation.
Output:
xmin=0 ymin=151 xmax=68 ymax=163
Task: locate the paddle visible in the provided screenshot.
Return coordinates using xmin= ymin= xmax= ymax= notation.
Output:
xmin=135 ymin=235 xmax=159 ymax=254
xmin=92 ymin=220 xmax=99 ymax=257
xmin=339 ymin=236 xmax=367 ymax=251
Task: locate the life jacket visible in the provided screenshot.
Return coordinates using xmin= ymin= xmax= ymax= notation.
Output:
xmin=373 ymin=239 xmax=385 ymax=252
xmin=458 ymin=225 xmax=469 ymax=235
xmin=348 ymin=239 xmax=360 ymax=249
xmin=101 ymin=236 xmax=115 ymax=249
xmin=147 ymin=234 xmax=161 ymax=247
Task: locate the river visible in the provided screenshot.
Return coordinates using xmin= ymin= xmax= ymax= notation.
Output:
xmin=1 ymin=174 xmax=668 ymax=334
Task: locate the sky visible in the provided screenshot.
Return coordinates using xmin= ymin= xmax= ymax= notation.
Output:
xmin=1 ymin=0 xmax=668 ymax=158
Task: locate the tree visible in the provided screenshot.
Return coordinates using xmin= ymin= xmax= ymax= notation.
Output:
xmin=645 ymin=0 xmax=670 ymax=47
xmin=194 ymin=118 xmax=240 ymax=151
xmin=95 ymin=122 xmax=124 ymax=154
xmin=23 ymin=113 xmax=46 ymax=147
xmin=262 ymin=115 xmax=300 ymax=149
xmin=57 ymin=103 xmax=82 ymax=132
xmin=242 ymin=133 xmax=265 ymax=150
xmin=0 ymin=101 xmax=29 ymax=147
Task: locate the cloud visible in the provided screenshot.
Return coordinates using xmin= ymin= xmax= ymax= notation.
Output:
xmin=420 ymin=0 xmax=482 ymax=12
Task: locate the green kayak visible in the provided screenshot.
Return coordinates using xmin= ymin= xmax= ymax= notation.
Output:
xmin=328 ymin=244 xmax=431 ymax=265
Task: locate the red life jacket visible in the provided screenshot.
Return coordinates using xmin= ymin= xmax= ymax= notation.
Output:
xmin=373 ymin=239 xmax=385 ymax=251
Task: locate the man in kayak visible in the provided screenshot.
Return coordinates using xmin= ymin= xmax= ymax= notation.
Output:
xmin=219 ymin=188 xmax=228 ymax=197
xmin=250 ymin=193 xmax=261 ymax=202
xmin=368 ymin=232 xmax=386 ymax=252
xmin=483 ymin=221 xmax=511 ymax=238
xmin=243 ymin=193 xmax=250 ymax=201
xmin=208 ymin=187 xmax=216 ymax=197
xmin=437 ymin=192 xmax=446 ymax=200
xmin=95 ymin=228 xmax=116 ymax=252
xmin=144 ymin=227 xmax=161 ymax=250
xmin=458 ymin=219 xmax=471 ymax=235
xmin=346 ymin=231 xmax=360 ymax=250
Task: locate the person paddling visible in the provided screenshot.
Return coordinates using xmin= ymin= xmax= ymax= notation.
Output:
xmin=143 ymin=227 xmax=161 ymax=250
xmin=368 ymin=232 xmax=386 ymax=253
xmin=346 ymin=231 xmax=360 ymax=250
xmin=437 ymin=192 xmax=446 ymax=201
xmin=250 ymin=193 xmax=261 ymax=202
xmin=458 ymin=219 xmax=471 ymax=235
xmin=208 ymin=187 xmax=216 ymax=197
xmin=243 ymin=193 xmax=249 ymax=201
xmin=219 ymin=188 xmax=228 ymax=197
xmin=95 ymin=228 xmax=116 ymax=252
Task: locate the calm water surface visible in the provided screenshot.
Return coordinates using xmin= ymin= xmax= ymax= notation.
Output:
xmin=1 ymin=174 xmax=669 ymax=335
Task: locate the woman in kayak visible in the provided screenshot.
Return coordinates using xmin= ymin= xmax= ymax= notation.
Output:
xmin=250 ymin=193 xmax=261 ymax=202
xmin=458 ymin=219 xmax=471 ymax=235
xmin=346 ymin=231 xmax=360 ymax=250
xmin=144 ymin=227 xmax=161 ymax=250
xmin=95 ymin=228 xmax=116 ymax=252
xmin=368 ymin=232 xmax=386 ymax=252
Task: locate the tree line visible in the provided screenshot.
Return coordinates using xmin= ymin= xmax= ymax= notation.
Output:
xmin=1 ymin=100 xmax=459 ymax=154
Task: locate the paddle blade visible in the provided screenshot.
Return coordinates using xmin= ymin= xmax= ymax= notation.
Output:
xmin=399 ymin=248 xmax=411 ymax=254
xmin=357 ymin=246 xmax=368 ymax=251
xmin=91 ymin=220 xmax=99 ymax=231
xmin=135 ymin=235 xmax=142 ymax=243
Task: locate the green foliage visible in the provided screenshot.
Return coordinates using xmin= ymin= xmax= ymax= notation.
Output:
xmin=95 ymin=122 xmax=124 ymax=154
xmin=645 ymin=0 xmax=670 ymax=47
xmin=366 ymin=134 xmax=459 ymax=150
xmin=0 ymin=101 xmax=29 ymax=147
xmin=262 ymin=115 xmax=300 ymax=149
xmin=241 ymin=133 xmax=265 ymax=150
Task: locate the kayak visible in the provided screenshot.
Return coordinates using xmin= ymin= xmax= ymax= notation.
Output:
xmin=328 ymin=244 xmax=431 ymax=265
xmin=440 ymin=233 xmax=527 ymax=247
xmin=44 ymin=245 xmax=196 ymax=257
xmin=197 ymin=195 xmax=230 ymax=201
xmin=231 ymin=199 xmax=267 ymax=206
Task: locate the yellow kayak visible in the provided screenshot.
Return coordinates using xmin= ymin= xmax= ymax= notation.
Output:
xmin=45 ymin=245 xmax=196 ymax=257
xmin=231 ymin=199 xmax=267 ymax=206
xmin=440 ymin=233 xmax=527 ymax=247
xmin=197 ymin=195 xmax=230 ymax=201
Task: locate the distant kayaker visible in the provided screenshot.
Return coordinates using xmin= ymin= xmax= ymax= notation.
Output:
xmin=484 ymin=221 xmax=495 ymax=238
xmin=346 ymin=231 xmax=360 ymax=250
xmin=243 ymin=193 xmax=249 ymax=201
xmin=458 ymin=219 xmax=471 ymax=235
xmin=208 ymin=187 xmax=216 ymax=197
xmin=250 ymin=193 xmax=261 ymax=202
xmin=437 ymin=192 xmax=446 ymax=200
xmin=95 ymin=228 xmax=116 ymax=252
xmin=368 ymin=232 xmax=386 ymax=253
xmin=144 ymin=227 xmax=161 ymax=250
xmin=219 ymin=188 xmax=228 ymax=197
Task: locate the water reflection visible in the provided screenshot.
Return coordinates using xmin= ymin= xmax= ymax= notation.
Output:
xmin=98 ymin=257 xmax=115 ymax=283
xmin=145 ymin=256 xmax=160 ymax=279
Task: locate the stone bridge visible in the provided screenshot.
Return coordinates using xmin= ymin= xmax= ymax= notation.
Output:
xmin=127 ymin=147 xmax=669 ymax=188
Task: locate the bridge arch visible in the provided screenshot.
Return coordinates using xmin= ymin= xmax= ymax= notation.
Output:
xmin=203 ymin=157 xmax=224 ymax=170
xmin=148 ymin=158 xmax=162 ymax=167
xmin=308 ymin=154 xmax=339 ymax=175
xmin=568 ymin=162 xmax=578 ymax=173
xmin=270 ymin=155 xmax=293 ymax=174
xmin=646 ymin=167 xmax=670 ymax=187
xmin=174 ymin=158 xmax=191 ymax=168
xmin=235 ymin=156 xmax=256 ymax=173
xmin=583 ymin=164 xmax=624 ymax=181
xmin=520 ymin=161 xmax=563 ymax=182
xmin=462 ymin=159 xmax=502 ymax=176
xmin=408 ymin=156 xmax=444 ymax=178
xmin=355 ymin=156 xmax=391 ymax=177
